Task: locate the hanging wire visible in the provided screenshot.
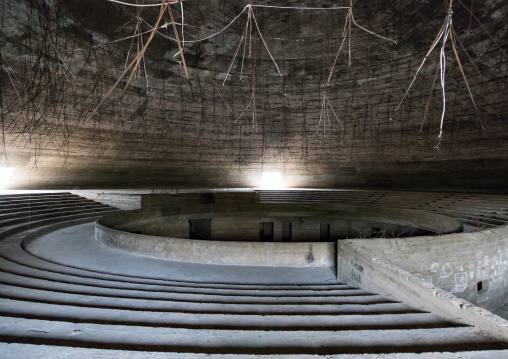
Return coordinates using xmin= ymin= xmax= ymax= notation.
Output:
xmin=318 ymin=0 xmax=395 ymax=138
xmin=390 ymin=0 xmax=487 ymax=149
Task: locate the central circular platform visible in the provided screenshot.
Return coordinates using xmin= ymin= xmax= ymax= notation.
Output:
xmin=96 ymin=194 xmax=462 ymax=267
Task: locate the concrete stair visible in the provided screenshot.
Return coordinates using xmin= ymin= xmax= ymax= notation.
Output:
xmin=0 ymin=193 xmax=507 ymax=355
xmin=0 ymin=193 xmax=120 ymax=239
xmin=257 ymin=190 xmax=508 ymax=228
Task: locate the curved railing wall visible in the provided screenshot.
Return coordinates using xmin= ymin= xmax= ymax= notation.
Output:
xmin=96 ymin=202 xmax=461 ymax=267
xmin=96 ymin=222 xmax=335 ymax=267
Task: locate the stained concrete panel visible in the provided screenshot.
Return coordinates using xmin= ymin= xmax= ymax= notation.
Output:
xmin=351 ymin=226 xmax=508 ymax=311
xmin=96 ymin=222 xmax=335 ymax=267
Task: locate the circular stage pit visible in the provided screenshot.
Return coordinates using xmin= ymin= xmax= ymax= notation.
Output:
xmin=96 ymin=195 xmax=462 ymax=267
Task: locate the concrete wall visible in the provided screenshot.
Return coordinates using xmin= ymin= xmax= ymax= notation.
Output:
xmin=254 ymin=204 xmax=462 ymax=235
xmin=2 ymin=1 xmax=508 ymax=192
xmin=96 ymin=221 xmax=335 ymax=267
xmin=211 ymin=217 xmax=259 ymax=241
xmin=336 ymin=240 xmax=508 ymax=342
xmin=73 ymin=191 xmax=142 ymax=210
xmin=210 ymin=217 xmax=429 ymax=242
xmin=97 ymin=201 xmax=461 ymax=242
xmin=95 ymin=197 xmax=463 ymax=269
xmin=350 ymin=226 xmax=508 ymax=311
xmin=141 ymin=192 xmax=259 ymax=208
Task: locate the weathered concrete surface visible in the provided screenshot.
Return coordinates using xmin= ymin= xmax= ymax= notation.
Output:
xmin=2 ymin=343 xmax=508 ymax=359
xmin=337 ymin=240 xmax=508 ymax=342
xmin=26 ymin=222 xmax=338 ymax=283
xmin=73 ymin=191 xmax=143 ymax=210
xmin=142 ymin=192 xmax=259 ymax=208
xmin=4 ymin=192 xmax=508 ymax=357
xmin=97 ymin=201 xmax=462 ymax=239
xmin=96 ymin=221 xmax=335 ymax=267
xmin=94 ymin=199 xmax=460 ymax=266
xmin=351 ymin=226 xmax=508 ymax=311
xmin=2 ymin=1 xmax=508 ymax=192
xmin=494 ymin=303 xmax=508 ymax=321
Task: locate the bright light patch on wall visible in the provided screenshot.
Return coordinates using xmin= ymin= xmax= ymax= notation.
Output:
xmin=261 ymin=172 xmax=282 ymax=189
xmin=0 ymin=167 xmax=15 ymax=189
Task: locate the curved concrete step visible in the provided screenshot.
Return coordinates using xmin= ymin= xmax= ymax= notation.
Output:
xmin=0 ymin=257 xmax=358 ymax=297
xmin=0 ymin=193 xmax=73 ymax=203
xmin=0 ymin=283 xmax=416 ymax=315
xmin=3 ymin=238 xmax=343 ymax=290
xmin=2 ymin=246 xmax=345 ymax=290
xmin=0 ymin=271 xmax=389 ymax=305
xmin=0 ymin=206 xmax=115 ymax=227
xmin=0 ymin=316 xmax=504 ymax=355
xmin=0 ymin=198 xmax=103 ymax=211
xmin=257 ymin=190 xmax=508 ymax=227
xmin=0 ymin=209 xmax=120 ymax=238
xmin=0 ymin=201 xmax=106 ymax=216
xmin=0 ymin=298 xmax=462 ymax=331
xmin=0 ymin=256 xmax=356 ymax=296
xmin=0 ymin=202 xmax=110 ymax=221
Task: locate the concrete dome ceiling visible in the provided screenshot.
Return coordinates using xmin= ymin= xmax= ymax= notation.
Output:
xmin=0 ymin=0 xmax=507 ymax=190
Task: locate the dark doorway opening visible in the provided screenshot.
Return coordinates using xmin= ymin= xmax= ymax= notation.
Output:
xmin=189 ymin=218 xmax=212 ymax=240
xmin=320 ymin=224 xmax=331 ymax=241
xmin=260 ymin=222 xmax=274 ymax=242
xmin=282 ymin=222 xmax=292 ymax=242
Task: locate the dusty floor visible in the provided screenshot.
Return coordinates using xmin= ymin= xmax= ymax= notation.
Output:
xmin=24 ymin=222 xmax=338 ymax=284
xmin=1 ymin=343 xmax=508 ymax=359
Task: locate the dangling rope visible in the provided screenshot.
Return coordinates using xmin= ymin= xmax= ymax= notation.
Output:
xmin=390 ymin=0 xmax=486 ymax=149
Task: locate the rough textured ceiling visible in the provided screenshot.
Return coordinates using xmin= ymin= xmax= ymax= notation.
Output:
xmin=0 ymin=0 xmax=507 ymax=190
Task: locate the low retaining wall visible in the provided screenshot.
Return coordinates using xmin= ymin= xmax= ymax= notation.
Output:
xmin=350 ymin=227 xmax=508 ymax=311
xmin=95 ymin=198 xmax=460 ymax=267
xmin=337 ymin=240 xmax=508 ymax=342
xmin=97 ymin=203 xmax=462 ymax=240
xmin=96 ymin=221 xmax=335 ymax=267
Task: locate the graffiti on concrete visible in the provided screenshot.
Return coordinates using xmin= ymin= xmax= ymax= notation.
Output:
xmin=450 ymin=272 xmax=467 ymax=293
xmin=350 ymin=259 xmax=363 ymax=283
xmin=440 ymin=263 xmax=453 ymax=278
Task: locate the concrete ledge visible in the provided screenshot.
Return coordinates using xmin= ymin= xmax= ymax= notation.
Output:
xmin=94 ymin=198 xmax=461 ymax=267
xmin=337 ymin=240 xmax=508 ymax=342
xmin=96 ymin=221 xmax=335 ymax=267
xmin=350 ymin=227 xmax=508 ymax=311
